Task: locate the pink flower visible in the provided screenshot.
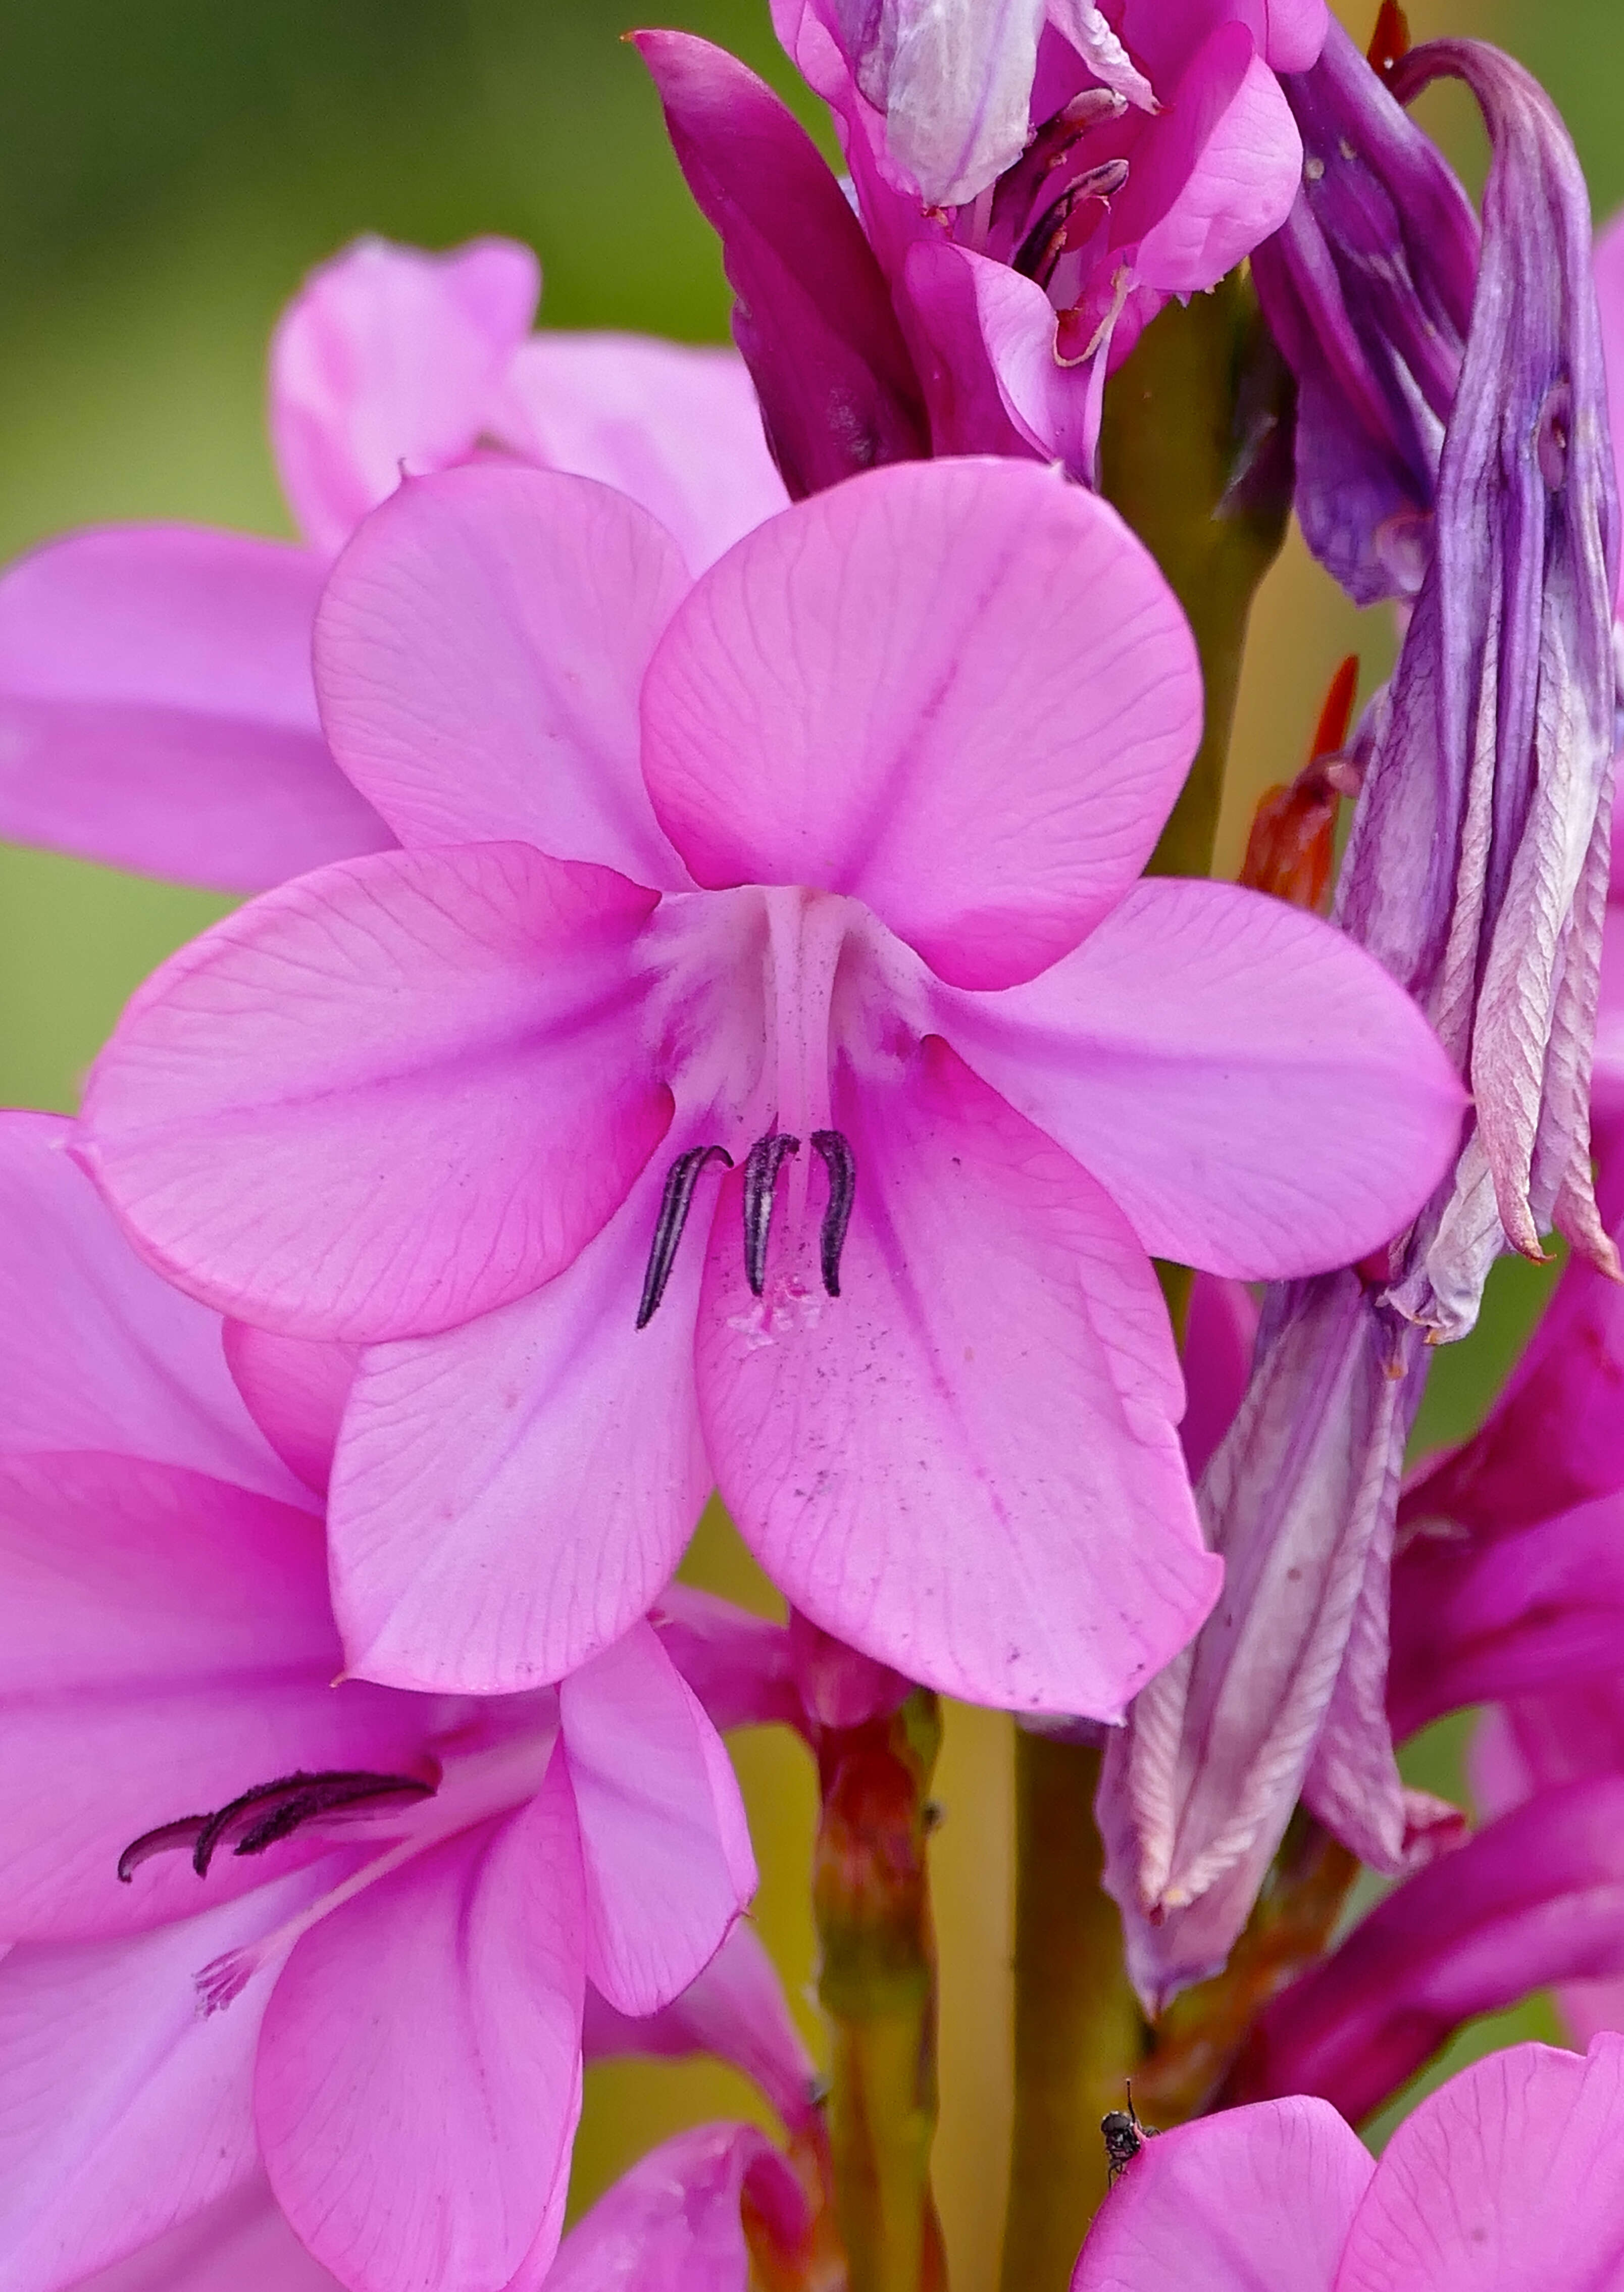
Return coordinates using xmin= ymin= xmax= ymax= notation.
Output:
xmin=647 ymin=0 xmax=1325 ymax=482
xmin=79 ymin=455 xmax=1462 ymax=1714
xmin=0 ymin=235 xmax=785 ymax=892
xmin=0 ymin=1113 xmax=754 ymax=2292
xmin=1072 ymin=2035 xmax=1624 ymax=2289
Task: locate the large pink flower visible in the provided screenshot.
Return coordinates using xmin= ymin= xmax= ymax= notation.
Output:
xmin=0 ymin=1113 xmax=754 ymax=2292
xmin=0 ymin=235 xmax=785 ymax=892
xmin=80 ymin=454 xmax=1462 ymax=1714
xmin=1072 ymin=2035 xmax=1624 ymax=2290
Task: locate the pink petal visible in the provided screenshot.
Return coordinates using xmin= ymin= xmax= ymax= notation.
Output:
xmin=0 ymin=1450 xmax=431 ymax=1941
xmin=894 ymin=239 xmax=1043 ymax=460
xmin=0 ymin=525 xmax=388 ymax=891
xmin=0 ymin=1112 xmax=303 ymax=1504
xmin=313 ymin=464 xmax=690 ymax=885
xmin=1070 ymin=2097 xmax=1370 ymax=2291
xmin=696 ymin=1035 xmax=1219 ymax=1716
xmin=223 ymin=1323 xmax=362 ymax=1499
xmin=258 ymin=1765 xmax=585 ymax=2292
xmin=931 ymin=243 xmax=1109 ymax=481
xmin=1336 ymin=2037 xmax=1624 ymax=2288
xmin=938 ymin=878 xmax=1466 ymax=1278
xmin=1128 ymin=34 xmax=1303 ymax=297
xmin=80 ymin=844 xmax=670 ymax=1341
xmin=650 ymin=1586 xmax=804 ymax=1735
xmin=498 ymin=335 xmax=786 ymax=573
xmin=328 ymin=1149 xmax=712 ymax=1693
xmin=641 ymin=457 xmax=1201 ymax=991
xmin=581 ymin=1921 xmax=818 ymax=2130
xmin=76 ymin=2182 xmax=341 ymax=2292
xmin=270 ymin=236 xmax=540 ymax=557
xmin=561 ymin=1622 xmax=756 ymax=2018
xmin=545 ymin=2124 xmax=808 ymax=2292
xmin=0 ymin=1867 xmax=337 ymax=2292
xmin=1181 ymin=1273 xmax=1258 ymax=1481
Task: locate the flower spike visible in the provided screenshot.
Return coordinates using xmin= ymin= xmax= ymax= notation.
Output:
xmin=742 ymin=1132 xmax=801 ymax=1297
xmin=637 ymin=1143 xmax=734 ymax=1330
xmin=811 ymin=1129 xmax=857 ymax=1299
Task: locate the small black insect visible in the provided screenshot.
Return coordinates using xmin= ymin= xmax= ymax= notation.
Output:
xmin=1101 ymin=2085 xmax=1157 ymax=2186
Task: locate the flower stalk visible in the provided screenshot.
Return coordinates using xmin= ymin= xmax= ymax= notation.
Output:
xmin=1001 ymin=269 xmax=1297 ymax=2285
xmin=999 ymin=1738 xmax=1145 ymax=2292
xmin=814 ymin=1687 xmax=947 ymax=2292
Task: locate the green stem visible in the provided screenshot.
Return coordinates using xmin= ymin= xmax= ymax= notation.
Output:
xmin=814 ymin=1689 xmax=947 ymax=2292
xmin=999 ymin=1738 xmax=1143 ymax=2292
xmin=1099 ymin=266 xmax=1297 ymax=884
xmin=999 ymin=270 xmax=1296 ymax=2292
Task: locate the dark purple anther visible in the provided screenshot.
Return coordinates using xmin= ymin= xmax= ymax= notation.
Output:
xmin=742 ymin=1132 xmax=800 ymax=1297
xmin=810 ymin=1130 xmax=857 ymax=1298
xmin=637 ymin=1144 xmax=734 ymax=1330
xmin=117 ymin=1769 xmax=435 ymax=1883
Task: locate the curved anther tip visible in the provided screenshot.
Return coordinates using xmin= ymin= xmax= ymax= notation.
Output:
xmin=742 ymin=1131 xmax=801 ymax=1296
xmin=636 ymin=1142 xmax=734 ymax=1329
xmin=809 ymin=1130 xmax=856 ymax=1298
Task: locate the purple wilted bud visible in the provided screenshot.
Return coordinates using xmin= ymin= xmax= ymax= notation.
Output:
xmin=1250 ymin=19 xmax=1478 ymax=603
xmin=1103 ymin=33 xmax=1620 ymax=2006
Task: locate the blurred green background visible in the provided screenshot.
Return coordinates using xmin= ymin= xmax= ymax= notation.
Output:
xmin=0 ymin=0 xmax=1611 ymax=2281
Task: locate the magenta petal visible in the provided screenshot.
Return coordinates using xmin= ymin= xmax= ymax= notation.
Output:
xmin=1070 ymin=2097 xmax=1369 ymax=2291
xmin=1181 ymin=1274 xmax=1258 ymax=1482
xmin=698 ymin=1036 xmax=1219 ymax=1716
xmin=581 ymin=1920 xmax=818 ymax=2131
xmin=1598 ymin=210 xmax=1624 ymax=615
xmin=651 ymin=1586 xmax=803 ymax=1735
xmin=223 ymin=1323 xmax=361 ymax=1499
xmin=499 ymin=335 xmax=787 ymax=573
xmin=258 ymin=1766 xmax=585 ymax=2292
xmin=939 ymin=878 xmax=1466 ymax=1277
xmin=81 ymin=844 xmax=670 ymax=1341
xmin=1336 ymin=2038 xmax=1624 ymax=2287
xmin=0 ymin=1451 xmax=430 ymax=1941
xmin=0 ymin=1112 xmax=303 ymax=1503
xmin=1240 ymin=1779 xmax=1624 ymax=2125
xmin=270 ymin=235 xmax=540 ymax=557
xmin=633 ymin=31 xmax=929 ymax=501
xmin=0 ymin=1867 xmax=334 ymax=2292
xmin=314 ymin=464 xmax=691 ymax=884
xmin=0 ymin=525 xmax=388 ymax=891
xmin=561 ymin=1622 xmax=755 ymax=2018
xmin=75 ymin=2182 xmax=340 ymax=2292
xmin=328 ymin=1153 xmax=710 ymax=1693
xmin=547 ymin=2123 xmax=807 ymax=2292
xmin=641 ymin=457 xmax=1201 ymax=991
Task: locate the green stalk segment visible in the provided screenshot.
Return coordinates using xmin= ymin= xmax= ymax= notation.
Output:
xmin=814 ymin=1688 xmax=948 ymax=2292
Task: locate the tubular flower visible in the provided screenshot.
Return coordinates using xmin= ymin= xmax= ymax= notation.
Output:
xmin=644 ymin=0 xmax=1324 ymax=489
xmin=1101 ymin=29 xmax=1621 ymax=2007
xmin=0 ymin=1113 xmax=754 ymax=2292
xmin=78 ymin=455 xmax=1461 ymax=1715
xmin=0 ymin=234 xmax=786 ymax=892
xmin=1072 ymin=2036 xmax=1624 ymax=2291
